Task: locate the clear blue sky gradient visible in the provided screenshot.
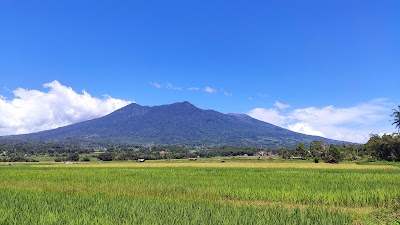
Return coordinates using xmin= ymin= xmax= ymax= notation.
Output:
xmin=1 ymin=0 xmax=399 ymax=114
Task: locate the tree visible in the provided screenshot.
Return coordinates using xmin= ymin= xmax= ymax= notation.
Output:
xmin=324 ymin=145 xmax=344 ymax=163
xmin=81 ymin=156 xmax=91 ymax=162
xmin=393 ymin=135 xmax=400 ymax=161
xmin=67 ymin=153 xmax=80 ymax=162
xmin=366 ymin=134 xmax=400 ymax=161
xmin=97 ymin=152 xmax=114 ymax=161
xmin=293 ymin=143 xmax=309 ymax=159
xmin=366 ymin=134 xmax=384 ymax=160
xmin=310 ymin=140 xmax=325 ymax=158
xmin=392 ymin=105 xmax=400 ymax=134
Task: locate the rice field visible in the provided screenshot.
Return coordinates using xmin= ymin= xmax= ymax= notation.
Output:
xmin=0 ymin=160 xmax=399 ymax=224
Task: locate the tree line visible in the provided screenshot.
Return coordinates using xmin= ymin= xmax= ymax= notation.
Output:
xmin=0 ymin=139 xmax=398 ymax=163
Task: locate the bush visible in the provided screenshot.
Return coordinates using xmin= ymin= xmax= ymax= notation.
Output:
xmin=67 ymin=153 xmax=80 ymax=162
xmin=97 ymin=153 xmax=114 ymax=161
xmin=81 ymin=156 xmax=91 ymax=162
xmin=54 ymin=157 xmax=63 ymax=162
xmin=8 ymin=156 xmax=29 ymax=162
xmin=325 ymin=158 xmax=339 ymax=164
xmin=314 ymin=158 xmax=319 ymax=163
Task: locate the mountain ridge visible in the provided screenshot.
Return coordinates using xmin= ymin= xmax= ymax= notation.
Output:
xmin=1 ymin=101 xmax=345 ymax=147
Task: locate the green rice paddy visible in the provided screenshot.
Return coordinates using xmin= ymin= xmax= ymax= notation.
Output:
xmin=0 ymin=161 xmax=399 ymax=224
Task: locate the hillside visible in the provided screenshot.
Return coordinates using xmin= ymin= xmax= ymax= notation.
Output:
xmin=2 ymin=101 xmax=344 ymax=147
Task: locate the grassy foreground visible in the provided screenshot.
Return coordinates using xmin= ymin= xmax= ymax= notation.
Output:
xmin=0 ymin=160 xmax=399 ymax=224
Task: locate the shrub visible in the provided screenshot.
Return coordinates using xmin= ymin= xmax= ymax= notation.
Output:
xmin=67 ymin=153 xmax=80 ymax=162
xmin=97 ymin=153 xmax=114 ymax=161
xmin=81 ymin=156 xmax=91 ymax=162
xmin=54 ymin=157 xmax=63 ymax=162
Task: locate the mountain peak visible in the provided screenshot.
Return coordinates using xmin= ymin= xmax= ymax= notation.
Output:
xmin=174 ymin=101 xmax=195 ymax=107
xmin=6 ymin=101 xmax=344 ymax=147
xmin=162 ymin=101 xmax=199 ymax=110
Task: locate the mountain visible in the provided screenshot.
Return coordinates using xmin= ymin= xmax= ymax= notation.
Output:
xmin=2 ymin=101 xmax=344 ymax=147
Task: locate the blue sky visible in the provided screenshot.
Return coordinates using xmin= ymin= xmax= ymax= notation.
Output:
xmin=0 ymin=0 xmax=399 ymax=143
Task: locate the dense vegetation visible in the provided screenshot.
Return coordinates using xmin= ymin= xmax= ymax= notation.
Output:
xmin=0 ymin=136 xmax=398 ymax=163
xmin=366 ymin=134 xmax=400 ymax=161
xmin=0 ymin=162 xmax=399 ymax=224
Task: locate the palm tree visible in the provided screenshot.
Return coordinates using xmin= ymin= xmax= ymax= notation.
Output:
xmin=392 ymin=105 xmax=400 ymax=134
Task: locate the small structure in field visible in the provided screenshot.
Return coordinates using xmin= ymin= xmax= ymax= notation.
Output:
xmin=290 ymin=156 xmax=305 ymax=160
xmin=256 ymin=151 xmax=266 ymax=156
xmin=257 ymin=151 xmax=274 ymax=156
xmin=189 ymin=158 xmax=197 ymax=161
xmin=138 ymin=159 xmax=145 ymax=162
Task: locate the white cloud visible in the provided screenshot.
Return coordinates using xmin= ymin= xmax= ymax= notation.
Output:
xmin=0 ymin=80 xmax=132 ymax=136
xmin=248 ymin=99 xmax=394 ymax=143
xmin=287 ymin=122 xmax=325 ymax=137
xmin=248 ymin=108 xmax=287 ymax=126
xmin=204 ymin=86 xmax=217 ymax=94
xmin=274 ymin=100 xmax=290 ymax=109
xmin=150 ymin=82 xmax=161 ymax=88
xmin=151 ymin=82 xmax=224 ymax=95
xmin=222 ymin=89 xmax=232 ymax=96
xmin=150 ymin=82 xmax=182 ymax=90
xmin=289 ymin=102 xmax=387 ymax=126
xmin=165 ymin=82 xmax=182 ymax=91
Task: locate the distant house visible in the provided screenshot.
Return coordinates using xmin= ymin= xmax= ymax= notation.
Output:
xmin=138 ymin=159 xmax=145 ymax=162
xmin=256 ymin=151 xmax=266 ymax=156
xmin=189 ymin=158 xmax=197 ymax=161
xmin=290 ymin=156 xmax=305 ymax=160
xmin=257 ymin=151 xmax=274 ymax=156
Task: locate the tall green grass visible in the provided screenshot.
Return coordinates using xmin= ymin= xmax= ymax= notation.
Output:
xmin=0 ymin=164 xmax=399 ymax=224
xmin=0 ymin=190 xmax=352 ymax=225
